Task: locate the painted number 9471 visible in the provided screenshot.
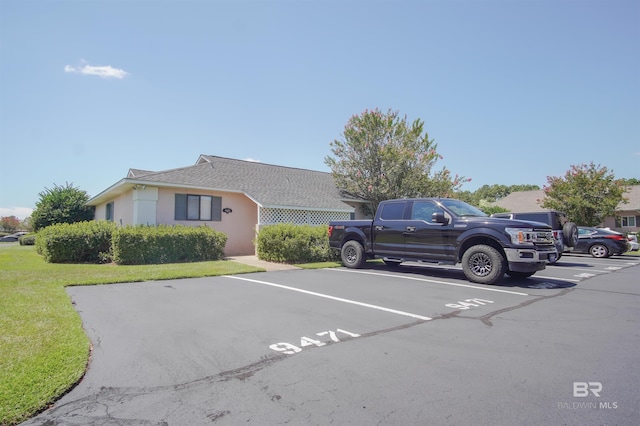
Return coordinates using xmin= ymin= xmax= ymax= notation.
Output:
xmin=270 ymin=329 xmax=361 ymax=355
xmin=446 ymin=298 xmax=494 ymax=310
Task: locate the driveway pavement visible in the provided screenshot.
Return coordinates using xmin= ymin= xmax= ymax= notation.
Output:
xmin=22 ymin=254 xmax=640 ymax=425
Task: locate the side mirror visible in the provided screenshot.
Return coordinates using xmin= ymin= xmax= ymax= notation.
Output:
xmin=432 ymin=211 xmax=448 ymax=225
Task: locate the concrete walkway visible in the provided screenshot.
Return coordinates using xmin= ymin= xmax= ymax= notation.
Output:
xmin=225 ymin=256 xmax=300 ymax=272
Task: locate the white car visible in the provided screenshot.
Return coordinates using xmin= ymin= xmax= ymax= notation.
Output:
xmin=628 ymin=234 xmax=639 ymax=251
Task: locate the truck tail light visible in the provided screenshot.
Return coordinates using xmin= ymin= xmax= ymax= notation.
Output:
xmin=328 ymin=225 xmax=333 ymax=238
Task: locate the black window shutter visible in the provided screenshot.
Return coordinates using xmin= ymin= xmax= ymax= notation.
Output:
xmin=212 ymin=196 xmax=222 ymax=221
xmin=175 ymin=194 xmax=187 ymax=220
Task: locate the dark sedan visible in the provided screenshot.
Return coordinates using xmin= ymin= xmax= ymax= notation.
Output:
xmin=0 ymin=232 xmax=27 ymax=242
xmin=575 ymin=227 xmax=629 ymax=258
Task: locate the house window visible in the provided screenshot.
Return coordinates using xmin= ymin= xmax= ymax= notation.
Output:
xmin=106 ymin=202 xmax=114 ymax=221
xmin=175 ymin=194 xmax=221 ymax=221
xmin=621 ymin=216 xmax=636 ymax=227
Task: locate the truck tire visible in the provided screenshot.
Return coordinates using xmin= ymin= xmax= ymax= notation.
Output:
xmin=461 ymin=245 xmax=507 ymax=285
xmin=341 ymin=240 xmax=366 ymax=268
xmin=563 ymin=222 xmax=579 ymax=248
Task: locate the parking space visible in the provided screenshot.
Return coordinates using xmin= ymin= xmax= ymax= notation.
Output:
xmin=547 ymin=253 xmax=640 ymax=281
xmin=25 ymin=254 xmax=640 ymax=425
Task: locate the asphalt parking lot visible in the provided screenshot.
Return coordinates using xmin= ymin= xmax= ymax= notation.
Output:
xmin=24 ymin=254 xmax=640 ymax=425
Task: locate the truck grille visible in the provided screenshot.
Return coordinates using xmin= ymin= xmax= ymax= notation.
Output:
xmin=532 ymin=228 xmax=554 ymax=245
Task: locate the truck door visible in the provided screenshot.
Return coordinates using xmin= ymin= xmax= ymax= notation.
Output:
xmin=372 ymin=201 xmax=408 ymax=258
xmin=404 ymin=200 xmax=450 ymax=260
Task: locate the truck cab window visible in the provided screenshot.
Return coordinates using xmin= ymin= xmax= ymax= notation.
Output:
xmin=379 ymin=202 xmax=405 ymax=220
xmin=411 ymin=201 xmax=441 ymax=222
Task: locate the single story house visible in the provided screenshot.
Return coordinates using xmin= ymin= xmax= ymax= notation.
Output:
xmin=87 ymin=155 xmax=367 ymax=255
xmin=492 ymin=187 xmax=640 ymax=233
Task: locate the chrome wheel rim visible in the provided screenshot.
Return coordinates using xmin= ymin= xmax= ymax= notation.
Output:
xmin=591 ymin=245 xmax=608 ymax=258
xmin=469 ymin=252 xmax=492 ymax=277
xmin=344 ymin=246 xmax=357 ymax=264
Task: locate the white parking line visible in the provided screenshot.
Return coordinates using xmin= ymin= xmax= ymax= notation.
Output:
xmin=573 ymin=273 xmax=596 ymax=279
xmin=328 ymin=269 xmax=530 ymax=296
xmin=559 ymin=267 xmax=612 ymax=274
xmin=534 ymin=275 xmax=581 ymax=282
xmin=223 ymin=275 xmax=432 ymax=321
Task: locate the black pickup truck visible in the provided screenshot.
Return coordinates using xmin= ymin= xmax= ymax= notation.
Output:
xmin=328 ymin=198 xmax=558 ymax=285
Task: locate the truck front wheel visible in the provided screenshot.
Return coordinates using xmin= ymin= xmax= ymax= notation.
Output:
xmin=461 ymin=245 xmax=507 ymax=285
xmin=341 ymin=240 xmax=366 ymax=269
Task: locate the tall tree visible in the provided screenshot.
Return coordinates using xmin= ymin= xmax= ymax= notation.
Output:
xmin=542 ymin=163 xmax=627 ymax=226
xmin=0 ymin=215 xmax=20 ymax=232
xmin=31 ymin=183 xmax=95 ymax=231
xmin=325 ymin=109 xmax=467 ymax=214
xmin=622 ymin=178 xmax=640 ymax=185
xmin=456 ymin=184 xmax=540 ymax=207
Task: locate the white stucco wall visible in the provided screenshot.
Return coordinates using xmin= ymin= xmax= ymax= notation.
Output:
xmin=94 ymin=191 xmax=133 ymax=226
xmin=132 ymin=186 xmax=158 ymax=225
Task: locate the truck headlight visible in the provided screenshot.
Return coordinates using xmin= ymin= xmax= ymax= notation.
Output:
xmin=505 ymin=227 xmax=535 ymax=245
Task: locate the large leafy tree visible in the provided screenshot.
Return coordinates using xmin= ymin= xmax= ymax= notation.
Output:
xmin=31 ymin=183 xmax=95 ymax=231
xmin=0 ymin=215 xmax=21 ymax=232
xmin=456 ymin=184 xmax=540 ymax=207
xmin=542 ymin=163 xmax=627 ymax=226
xmin=325 ymin=109 xmax=468 ymax=214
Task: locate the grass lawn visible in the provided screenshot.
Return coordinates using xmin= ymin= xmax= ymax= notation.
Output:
xmin=0 ymin=244 xmax=262 ymax=426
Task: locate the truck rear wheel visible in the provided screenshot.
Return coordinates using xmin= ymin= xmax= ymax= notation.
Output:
xmin=461 ymin=245 xmax=507 ymax=285
xmin=341 ymin=240 xmax=365 ymax=268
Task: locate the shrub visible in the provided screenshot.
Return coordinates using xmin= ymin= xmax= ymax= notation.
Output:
xmin=36 ymin=221 xmax=117 ymax=263
xmin=18 ymin=234 xmax=36 ymax=246
xmin=256 ymin=223 xmax=337 ymax=263
xmin=31 ymin=183 xmax=94 ymax=231
xmin=112 ymin=225 xmax=227 ymax=265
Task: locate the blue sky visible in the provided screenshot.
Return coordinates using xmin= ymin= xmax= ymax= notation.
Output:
xmin=1 ymin=0 xmax=638 ymax=219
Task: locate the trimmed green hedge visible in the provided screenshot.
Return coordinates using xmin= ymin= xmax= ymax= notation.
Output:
xmin=36 ymin=221 xmax=117 ymax=263
xmin=256 ymin=224 xmax=337 ymax=263
xmin=18 ymin=234 xmax=36 ymax=245
xmin=112 ymin=225 xmax=227 ymax=265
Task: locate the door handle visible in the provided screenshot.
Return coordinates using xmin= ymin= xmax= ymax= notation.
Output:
xmin=406 ymin=226 xmax=416 ymax=232
xmin=375 ymin=226 xmax=384 ymax=231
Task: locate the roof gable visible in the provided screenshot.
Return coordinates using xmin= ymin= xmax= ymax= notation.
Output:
xmin=127 ymin=169 xmax=155 ymax=178
xmin=127 ymin=155 xmax=357 ymax=211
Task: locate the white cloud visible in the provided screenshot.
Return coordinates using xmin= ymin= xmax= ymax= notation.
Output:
xmin=65 ymin=61 xmax=129 ymax=79
xmin=0 ymin=207 xmax=33 ymax=220
xmin=243 ymin=158 xmax=261 ymax=162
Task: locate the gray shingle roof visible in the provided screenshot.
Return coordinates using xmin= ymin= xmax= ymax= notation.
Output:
xmin=130 ymin=155 xmax=356 ymax=211
xmin=493 ymin=186 xmax=640 ymax=213
xmin=127 ymin=169 xmax=155 ymax=178
xmin=492 ymin=190 xmax=546 ymax=212
xmin=618 ymin=185 xmax=640 ymax=212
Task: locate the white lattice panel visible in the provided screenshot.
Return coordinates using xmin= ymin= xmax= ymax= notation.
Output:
xmin=260 ymin=208 xmax=350 ymax=225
